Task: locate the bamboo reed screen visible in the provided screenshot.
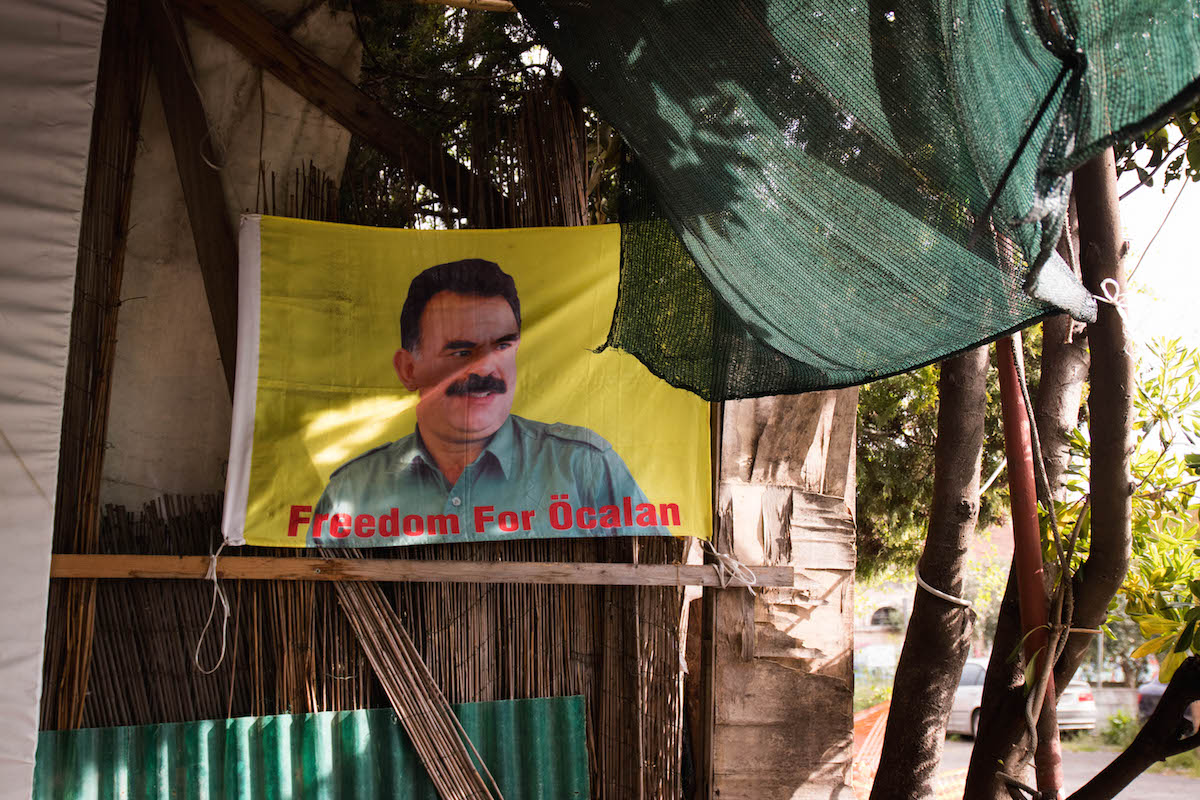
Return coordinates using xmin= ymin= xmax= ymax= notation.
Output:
xmin=59 ymin=497 xmax=685 ymax=799
xmin=46 ymin=52 xmax=686 ymax=798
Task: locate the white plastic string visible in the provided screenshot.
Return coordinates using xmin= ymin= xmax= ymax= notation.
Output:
xmin=1092 ymin=277 xmax=1137 ymax=356
xmin=700 ymin=539 xmax=758 ymax=595
xmin=1094 ymin=278 xmax=1129 ymax=325
xmin=194 ymin=541 xmax=230 ymax=674
xmin=915 ymin=565 xmax=973 ymax=610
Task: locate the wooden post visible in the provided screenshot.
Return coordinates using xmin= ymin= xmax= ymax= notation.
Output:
xmin=143 ymin=0 xmax=239 ymax=395
xmin=997 ymin=333 xmax=1063 ymax=797
xmin=697 ymin=401 xmax=724 ymax=800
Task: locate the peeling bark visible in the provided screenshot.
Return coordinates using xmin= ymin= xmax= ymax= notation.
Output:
xmin=1036 ymin=203 xmax=1090 ymax=498
xmin=1035 ymin=314 xmax=1089 ymax=499
xmin=870 ymin=347 xmax=988 ymax=800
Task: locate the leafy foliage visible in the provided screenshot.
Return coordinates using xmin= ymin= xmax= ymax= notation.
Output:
xmin=1060 ymin=340 xmax=1200 ymax=683
xmin=339 ymin=1 xmax=545 ymax=226
xmin=338 ymin=2 xmax=622 ymax=228
xmin=1099 ymin=711 xmax=1138 ymax=747
xmin=1115 ymin=105 xmax=1200 ymax=196
xmin=855 ymin=331 xmax=1044 ymax=577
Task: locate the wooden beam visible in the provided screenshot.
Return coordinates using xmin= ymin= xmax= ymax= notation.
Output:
xmin=174 ymin=0 xmax=507 ymax=224
xmin=144 ymin=0 xmax=239 ymax=396
xmin=50 ymin=553 xmax=793 ymax=588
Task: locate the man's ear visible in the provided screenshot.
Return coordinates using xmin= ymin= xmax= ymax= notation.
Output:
xmin=394 ymin=349 xmax=419 ymax=391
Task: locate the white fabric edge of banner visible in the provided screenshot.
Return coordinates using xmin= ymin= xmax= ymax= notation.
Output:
xmin=221 ymin=214 xmax=263 ymax=546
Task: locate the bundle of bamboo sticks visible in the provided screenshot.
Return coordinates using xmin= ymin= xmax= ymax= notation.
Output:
xmin=328 ymin=552 xmax=501 ymax=800
xmin=42 ymin=0 xmax=148 ymax=732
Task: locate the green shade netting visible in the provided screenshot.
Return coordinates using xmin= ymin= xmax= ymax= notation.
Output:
xmin=516 ymin=1 xmax=1200 ymax=398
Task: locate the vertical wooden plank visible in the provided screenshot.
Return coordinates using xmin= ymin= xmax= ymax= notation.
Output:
xmin=142 ymin=0 xmax=238 ymax=395
xmin=697 ymin=400 xmax=724 ymax=800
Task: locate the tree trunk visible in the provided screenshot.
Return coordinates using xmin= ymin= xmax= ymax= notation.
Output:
xmin=1036 ymin=203 xmax=1090 ymax=499
xmin=869 ymin=347 xmax=988 ymax=800
xmin=1060 ymin=148 xmax=1133 ymax=680
xmin=965 ymin=149 xmax=1133 ymax=798
xmin=1035 ymin=314 xmax=1089 ymax=498
xmin=964 ymin=568 xmax=1030 ymax=798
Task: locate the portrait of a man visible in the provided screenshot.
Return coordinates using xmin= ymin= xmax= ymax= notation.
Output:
xmin=308 ymin=258 xmax=667 ymax=544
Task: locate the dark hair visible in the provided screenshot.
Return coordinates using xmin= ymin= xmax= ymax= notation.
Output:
xmin=400 ymin=259 xmax=521 ymax=351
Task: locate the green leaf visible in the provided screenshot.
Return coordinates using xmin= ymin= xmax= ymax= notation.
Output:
xmin=1139 ymin=615 xmax=1177 ymax=637
xmin=1131 ymin=633 xmax=1175 ymax=660
xmin=1023 ymin=648 xmax=1043 ymax=695
xmin=1007 ymin=625 xmax=1049 ymax=665
xmin=1187 ymin=137 xmax=1200 ymax=179
xmin=1175 ymin=619 xmax=1196 ymax=653
xmin=1159 ymin=650 xmax=1188 ymax=683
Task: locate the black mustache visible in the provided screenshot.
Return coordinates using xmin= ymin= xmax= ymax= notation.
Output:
xmin=445 ymin=374 xmax=507 ymax=396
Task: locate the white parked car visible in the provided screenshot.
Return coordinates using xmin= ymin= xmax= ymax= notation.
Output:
xmin=947 ymin=658 xmax=1097 ymax=737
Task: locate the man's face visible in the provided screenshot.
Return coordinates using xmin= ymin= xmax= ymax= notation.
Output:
xmin=394 ymin=291 xmax=520 ymax=446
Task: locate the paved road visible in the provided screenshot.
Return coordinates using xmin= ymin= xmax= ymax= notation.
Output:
xmin=940 ymin=738 xmax=1200 ymax=798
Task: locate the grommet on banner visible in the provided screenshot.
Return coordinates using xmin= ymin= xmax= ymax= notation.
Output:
xmin=700 ymin=539 xmax=758 ymax=595
xmin=194 ymin=541 xmax=230 ymax=675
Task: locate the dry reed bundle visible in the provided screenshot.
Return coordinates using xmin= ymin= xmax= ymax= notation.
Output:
xmin=257 ymin=160 xmax=340 ymax=221
xmin=41 ymin=0 xmax=149 ymax=731
xmin=327 ymin=551 xmax=501 ymax=800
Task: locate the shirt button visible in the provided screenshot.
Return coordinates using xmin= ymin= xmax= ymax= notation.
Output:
xmin=450 ymin=497 xmax=462 ymax=507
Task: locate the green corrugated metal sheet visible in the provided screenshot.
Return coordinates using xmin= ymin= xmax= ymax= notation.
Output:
xmin=34 ymin=696 xmax=588 ymax=799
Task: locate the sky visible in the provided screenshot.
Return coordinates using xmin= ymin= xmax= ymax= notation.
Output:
xmin=1117 ymin=172 xmax=1199 ymax=352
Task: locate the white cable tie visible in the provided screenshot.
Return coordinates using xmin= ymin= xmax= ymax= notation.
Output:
xmin=194 ymin=541 xmax=230 ymax=675
xmin=701 ymin=539 xmax=758 ymax=595
xmin=915 ymin=565 xmax=972 ymax=610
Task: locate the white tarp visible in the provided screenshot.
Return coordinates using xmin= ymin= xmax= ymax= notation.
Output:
xmin=0 ymin=0 xmax=105 ymax=794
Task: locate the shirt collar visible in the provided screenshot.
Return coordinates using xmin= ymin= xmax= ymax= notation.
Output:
xmin=397 ymin=416 xmax=515 ymax=480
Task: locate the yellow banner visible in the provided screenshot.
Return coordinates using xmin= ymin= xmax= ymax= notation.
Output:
xmin=225 ymin=216 xmax=711 ymax=547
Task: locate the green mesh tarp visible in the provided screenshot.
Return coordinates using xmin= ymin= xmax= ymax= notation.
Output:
xmin=516 ymin=1 xmax=1200 ymax=398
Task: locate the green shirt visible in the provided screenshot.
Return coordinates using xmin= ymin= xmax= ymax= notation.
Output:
xmin=309 ymin=415 xmax=672 ymax=546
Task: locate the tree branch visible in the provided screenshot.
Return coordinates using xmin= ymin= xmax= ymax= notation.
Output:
xmin=966 ymin=152 xmax=1132 ymax=798
xmin=1067 ymin=656 xmax=1200 ymax=800
xmin=1061 ymin=148 xmax=1133 ymax=677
